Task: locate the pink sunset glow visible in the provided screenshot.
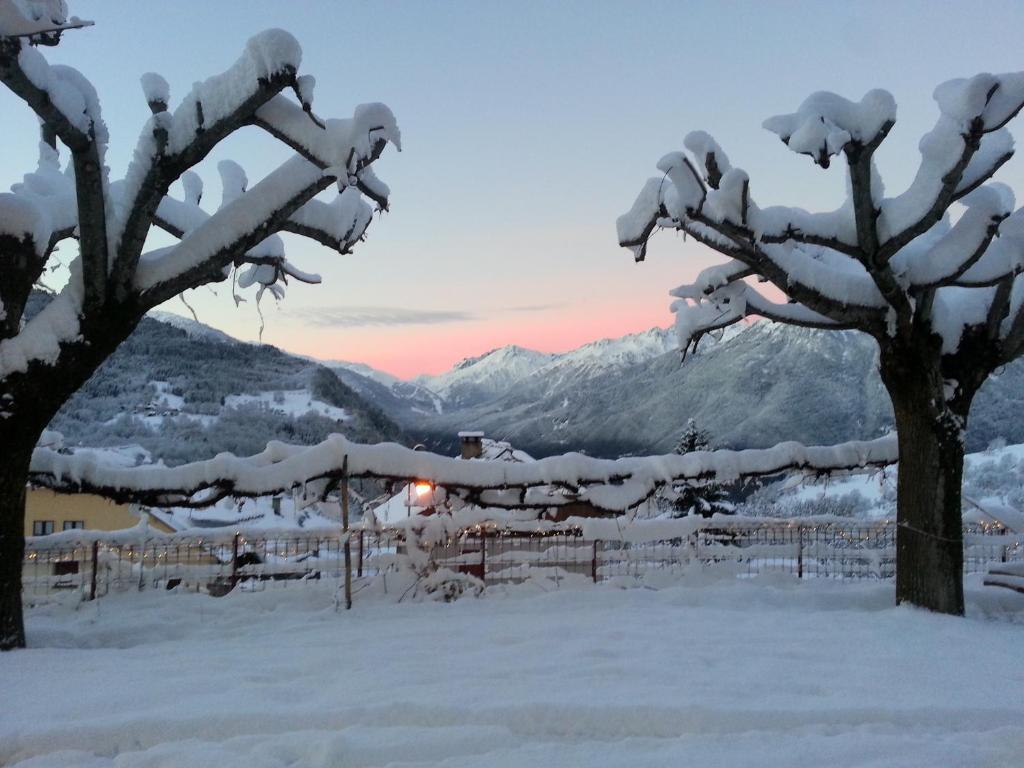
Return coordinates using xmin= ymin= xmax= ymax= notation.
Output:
xmin=269 ymin=301 xmax=677 ymax=378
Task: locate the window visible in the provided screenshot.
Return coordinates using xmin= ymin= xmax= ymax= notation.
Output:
xmin=63 ymin=521 xmax=85 ymax=531
xmin=32 ymin=520 xmax=54 ymax=536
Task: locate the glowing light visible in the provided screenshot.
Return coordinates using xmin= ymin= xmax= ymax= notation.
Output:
xmin=415 ymin=483 xmax=434 ymax=497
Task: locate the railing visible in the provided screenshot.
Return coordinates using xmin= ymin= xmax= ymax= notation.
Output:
xmin=22 ymin=529 xmax=403 ymax=601
xmin=21 ymin=520 xmax=1023 ymax=601
xmin=435 ymin=521 xmax=1022 ymax=585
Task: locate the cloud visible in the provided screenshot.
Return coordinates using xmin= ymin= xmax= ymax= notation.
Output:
xmin=501 ymin=303 xmax=565 ymax=313
xmin=288 ymin=305 xmax=476 ymax=328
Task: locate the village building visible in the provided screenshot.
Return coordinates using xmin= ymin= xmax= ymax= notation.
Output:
xmin=25 ymin=445 xmax=175 ymax=537
xmin=369 ymin=432 xmax=613 ymax=528
xmin=24 ymin=487 xmax=175 ymax=537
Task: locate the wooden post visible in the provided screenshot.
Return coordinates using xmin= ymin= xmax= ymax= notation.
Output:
xmin=342 ymin=461 xmax=352 ymax=610
xmin=137 ymin=545 xmax=146 ymax=592
xmin=230 ymin=533 xmax=240 ymax=589
xmin=591 ymin=540 xmax=599 ymax=584
xmin=480 ymin=530 xmax=486 ymax=583
xmin=357 ymin=530 xmax=364 ymax=578
xmin=797 ymin=525 xmax=804 ymax=579
xmin=89 ymin=541 xmax=99 ymax=601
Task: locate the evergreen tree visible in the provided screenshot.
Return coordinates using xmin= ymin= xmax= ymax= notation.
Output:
xmin=675 ymin=419 xmax=711 ymax=455
xmin=663 ymin=420 xmax=734 ymax=518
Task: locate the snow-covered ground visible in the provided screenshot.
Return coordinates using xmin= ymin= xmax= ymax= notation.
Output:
xmin=223 ymin=389 xmax=349 ymax=422
xmin=3 ymin=576 xmax=1023 ymax=767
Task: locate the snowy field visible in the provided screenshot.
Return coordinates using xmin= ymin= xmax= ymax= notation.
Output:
xmin=223 ymin=390 xmax=349 ymax=422
xmin=3 ymin=577 xmax=1023 ymax=767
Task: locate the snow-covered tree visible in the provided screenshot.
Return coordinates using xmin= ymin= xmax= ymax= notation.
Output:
xmin=675 ymin=418 xmax=711 ymax=454
xmin=0 ymin=4 xmax=400 ymax=649
xmin=651 ymin=419 xmax=733 ymax=518
xmin=661 ymin=420 xmax=733 ymax=518
xmin=618 ymin=73 xmax=1024 ymax=615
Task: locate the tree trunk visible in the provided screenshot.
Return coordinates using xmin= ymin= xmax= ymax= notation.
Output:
xmin=0 ymin=303 xmax=143 ymax=650
xmin=880 ymin=344 xmax=969 ymax=616
xmin=0 ymin=440 xmax=33 ymax=650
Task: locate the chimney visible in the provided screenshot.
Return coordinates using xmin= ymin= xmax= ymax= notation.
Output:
xmin=458 ymin=431 xmax=484 ymax=460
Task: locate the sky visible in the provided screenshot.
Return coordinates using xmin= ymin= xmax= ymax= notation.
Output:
xmin=2 ymin=1 xmax=1024 ymax=377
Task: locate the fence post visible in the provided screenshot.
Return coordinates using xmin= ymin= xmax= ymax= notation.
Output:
xmin=137 ymin=545 xmax=146 ymax=592
xmin=480 ymin=530 xmax=486 ymax=582
xmin=230 ymin=533 xmax=240 ymax=589
xmin=797 ymin=525 xmax=804 ymax=579
xmin=591 ymin=540 xmax=599 ymax=584
xmin=89 ymin=541 xmax=99 ymax=601
xmin=357 ymin=529 xmax=364 ymax=578
xmin=342 ymin=462 xmax=352 ymax=610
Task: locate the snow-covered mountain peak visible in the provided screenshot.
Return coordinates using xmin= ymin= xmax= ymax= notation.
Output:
xmin=416 ymin=344 xmax=555 ymax=406
xmin=542 ymin=327 xmax=676 ymax=373
xmin=450 ymin=344 xmax=551 ymax=372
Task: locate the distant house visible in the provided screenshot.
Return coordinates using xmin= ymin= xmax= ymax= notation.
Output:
xmin=369 ymin=432 xmax=613 ymax=527
xmin=25 ymin=444 xmax=175 ymax=537
xmin=24 ymin=487 xmax=175 ymax=537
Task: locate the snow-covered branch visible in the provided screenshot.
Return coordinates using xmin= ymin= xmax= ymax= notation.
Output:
xmin=671 ymin=280 xmax=853 ymax=351
xmin=878 ymin=75 xmax=1024 ymax=261
xmin=0 ymin=1 xmax=91 ymax=44
xmin=620 ymin=71 xmax=1024 ymax=361
xmin=280 ymin=187 xmax=374 ymax=253
xmin=134 ymin=156 xmax=329 ymax=306
xmin=0 ymin=36 xmax=111 ymax=310
xmin=28 ymin=434 xmax=899 ymax=514
xmin=0 ymin=18 xmax=399 ymax=387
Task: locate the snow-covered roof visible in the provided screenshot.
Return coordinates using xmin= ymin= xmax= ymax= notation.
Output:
xmin=477 ymin=438 xmax=533 ymax=463
xmin=458 ymin=430 xmax=484 ymax=438
xmin=147 ymin=493 xmax=337 ymax=533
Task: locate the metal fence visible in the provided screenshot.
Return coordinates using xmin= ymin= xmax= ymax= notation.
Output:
xmin=435 ymin=521 xmax=1022 ymax=585
xmin=22 ymin=521 xmax=1023 ymax=601
xmin=22 ymin=531 xmax=402 ymax=601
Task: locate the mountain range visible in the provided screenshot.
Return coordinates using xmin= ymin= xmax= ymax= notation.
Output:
xmin=47 ymin=309 xmax=402 ymax=466
xmin=333 ymin=323 xmax=1024 ymax=458
xmin=44 ymin=299 xmax=1024 ymax=463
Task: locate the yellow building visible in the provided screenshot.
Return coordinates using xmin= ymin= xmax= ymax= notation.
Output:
xmin=24 ymin=487 xmax=175 ymax=537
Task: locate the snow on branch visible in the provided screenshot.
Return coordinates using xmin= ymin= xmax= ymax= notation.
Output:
xmin=282 ymin=187 xmax=373 ymax=253
xmin=620 ymin=71 xmax=1024 ymax=358
xmin=670 ymin=279 xmax=850 ymax=352
xmin=892 ymin=185 xmax=1013 ymax=288
xmin=166 ymin=29 xmax=302 ymax=155
xmin=0 ymin=12 xmax=400 ymax=385
xmin=878 ymin=74 xmax=1024 ymax=257
xmin=0 ymin=1 xmax=91 ymax=43
xmin=28 ymin=433 xmax=899 ymax=514
xmin=956 ymin=208 xmax=1024 ymax=287
xmin=763 ymin=90 xmax=896 ymax=168
xmin=133 ymin=155 xmax=327 ymax=301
